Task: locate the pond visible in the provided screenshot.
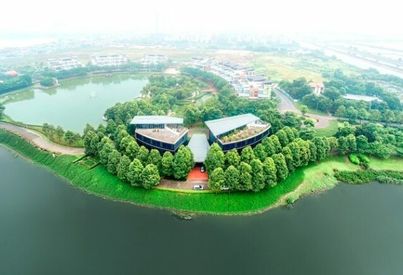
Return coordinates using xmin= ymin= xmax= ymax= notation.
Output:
xmin=1 ymin=74 xmax=148 ymax=133
xmin=1 ymin=146 xmax=403 ymax=275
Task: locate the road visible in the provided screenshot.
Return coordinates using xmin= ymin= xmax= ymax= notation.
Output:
xmin=274 ymin=88 xmax=336 ymax=129
xmin=0 ymin=122 xmax=84 ymax=155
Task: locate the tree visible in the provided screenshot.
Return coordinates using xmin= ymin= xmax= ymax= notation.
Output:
xmin=281 ymin=146 xmax=295 ymax=172
xmin=313 ymin=137 xmax=327 ymax=161
xmin=137 ymin=146 xmax=149 ymax=164
xmin=300 ymin=105 xmax=308 ymax=116
xmin=241 ymin=146 xmax=255 ymax=163
xmin=307 ymin=141 xmax=318 ymax=162
xmin=272 ymin=153 xmax=288 ymax=182
xmin=253 ymin=144 xmax=267 ymax=162
xmin=208 ymin=167 xmax=225 ymax=192
xmin=225 ymin=149 xmax=241 ymax=168
xmin=125 ymin=140 xmax=140 ymax=160
xmin=107 ymin=149 xmax=121 ymax=175
xmin=283 ymin=127 xmax=296 ymax=142
xmin=225 ymin=165 xmax=240 ymax=190
xmin=161 ymin=151 xmax=174 ymax=178
xmin=263 ymin=157 xmax=277 ymax=187
xmin=262 ymin=137 xmax=276 ymax=156
xmin=127 ymin=159 xmax=144 ymax=186
xmin=99 ymin=140 xmax=115 ymax=165
xmin=356 ymin=135 xmax=369 ymax=153
xmin=116 ymin=155 xmax=131 ymax=182
xmin=251 ymin=159 xmax=265 ymax=192
xmin=205 ymin=143 xmax=225 ymax=174
xmin=288 ymin=142 xmax=301 ymax=168
xmin=183 ymin=105 xmax=201 ymax=126
xmin=269 ymin=135 xmax=282 ymax=153
xmin=173 ymin=146 xmax=194 ymax=180
xmin=147 ymin=149 xmax=162 ymax=169
xmin=106 ymin=119 xmax=117 ymax=135
xmin=83 ymin=129 xmax=99 ymax=156
xmin=276 ymin=129 xmax=289 ymax=147
xmin=141 ymin=164 xmax=160 ymax=189
xmin=238 ymin=162 xmax=253 ymax=191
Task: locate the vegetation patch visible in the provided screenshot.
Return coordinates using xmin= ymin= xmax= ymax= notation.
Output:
xmin=334 ymin=169 xmax=403 ymax=185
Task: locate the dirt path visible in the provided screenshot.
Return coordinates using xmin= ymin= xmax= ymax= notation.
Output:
xmin=0 ymin=122 xmax=84 ymax=155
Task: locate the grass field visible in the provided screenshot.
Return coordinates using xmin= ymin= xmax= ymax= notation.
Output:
xmin=314 ymin=120 xmax=340 ymax=137
xmin=2 ymin=129 xmax=402 ymax=215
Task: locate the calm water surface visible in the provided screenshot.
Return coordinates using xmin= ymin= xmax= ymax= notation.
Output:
xmin=2 ymin=74 xmax=147 ymax=133
xmin=1 ymin=147 xmax=403 ymax=275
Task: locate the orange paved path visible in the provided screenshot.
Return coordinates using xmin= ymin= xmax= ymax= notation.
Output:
xmin=187 ymin=167 xmax=208 ymax=181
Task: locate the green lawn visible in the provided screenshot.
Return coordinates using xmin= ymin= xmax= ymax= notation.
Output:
xmin=314 ymin=120 xmax=340 ymax=137
xmin=2 ymin=129 xmax=402 ymax=215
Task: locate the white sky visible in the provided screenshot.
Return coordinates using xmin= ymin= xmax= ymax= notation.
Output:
xmin=1 ymin=0 xmax=403 ymax=36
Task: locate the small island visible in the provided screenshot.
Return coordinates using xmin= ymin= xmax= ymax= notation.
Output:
xmin=1 ymin=57 xmax=402 ymax=215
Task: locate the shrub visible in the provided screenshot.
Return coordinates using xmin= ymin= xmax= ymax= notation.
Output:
xmin=357 ymin=154 xmax=370 ymax=164
xmin=348 ymin=154 xmax=360 ymax=165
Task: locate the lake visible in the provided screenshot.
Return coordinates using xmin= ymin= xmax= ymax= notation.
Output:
xmin=1 ymin=146 xmax=403 ymax=275
xmin=1 ymin=74 xmax=148 ymax=133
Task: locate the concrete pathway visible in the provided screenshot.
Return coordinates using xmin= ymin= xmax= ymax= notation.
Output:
xmin=0 ymin=122 xmax=84 ymax=155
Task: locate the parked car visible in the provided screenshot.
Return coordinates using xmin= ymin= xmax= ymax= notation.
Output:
xmin=193 ymin=185 xmax=204 ymax=190
xmin=200 ymin=166 xmax=205 ymax=173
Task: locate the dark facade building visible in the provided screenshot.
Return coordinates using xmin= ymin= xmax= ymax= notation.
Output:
xmin=130 ymin=116 xmax=188 ymax=152
xmin=205 ymin=114 xmax=270 ymax=151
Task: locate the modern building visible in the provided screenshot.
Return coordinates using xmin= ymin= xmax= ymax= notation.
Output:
xmin=91 ymin=54 xmax=128 ymax=67
xmin=205 ymin=114 xmax=271 ymax=151
xmin=309 ymin=82 xmax=325 ymax=96
xmin=130 ymin=115 xmax=188 ymax=152
xmin=47 ymin=57 xmax=84 ymax=71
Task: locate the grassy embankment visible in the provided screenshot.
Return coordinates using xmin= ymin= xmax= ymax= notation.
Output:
xmin=2 ymin=129 xmax=403 ymax=215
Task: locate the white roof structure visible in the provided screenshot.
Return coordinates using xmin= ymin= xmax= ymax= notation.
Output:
xmin=343 ymin=94 xmax=382 ymax=103
xmin=187 ymin=134 xmax=210 ymax=163
xmin=205 ymin=114 xmax=262 ymax=137
xmin=130 ymin=116 xmax=183 ymax=125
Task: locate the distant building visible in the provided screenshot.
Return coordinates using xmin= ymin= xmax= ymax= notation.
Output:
xmin=342 ymin=94 xmax=382 ymax=103
xmin=309 ymin=82 xmax=325 ymax=96
xmin=141 ymin=54 xmax=168 ymax=66
xmin=205 ymin=114 xmax=271 ymax=151
xmin=192 ymin=58 xmax=272 ymax=100
xmin=91 ymin=54 xmax=128 ymax=67
xmin=47 ymin=57 xmax=83 ymax=71
xmin=130 ymin=115 xmax=188 ymax=152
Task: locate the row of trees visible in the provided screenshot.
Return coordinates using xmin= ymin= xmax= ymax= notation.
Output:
xmin=42 ymin=123 xmax=83 ymax=147
xmin=279 ymin=71 xmax=403 ymax=124
xmin=205 ymin=127 xmax=335 ymax=192
xmin=83 ymin=124 xmax=194 ymax=189
xmin=335 ymin=122 xmax=402 ymax=159
xmin=0 ymin=75 xmax=32 ymax=95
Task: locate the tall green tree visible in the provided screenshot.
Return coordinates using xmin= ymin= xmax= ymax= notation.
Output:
xmin=137 ymin=146 xmax=149 ymax=165
xmin=263 ymin=157 xmax=277 ymax=187
xmin=276 ymin=129 xmax=289 ymax=147
xmin=225 ymin=149 xmax=241 ymax=168
xmin=281 ymin=146 xmax=295 ymax=172
xmin=107 ymin=149 xmax=121 ymax=175
xmin=99 ymin=140 xmax=115 ymax=165
xmin=272 ymin=153 xmax=288 ymax=182
xmin=205 ymin=143 xmax=225 ymax=173
xmin=161 ymin=151 xmax=174 ymax=178
xmin=173 ymin=146 xmax=194 ymax=180
xmin=262 ymin=137 xmax=276 ymax=156
xmin=127 ymin=159 xmax=144 ymax=186
xmin=269 ymin=135 xmax=282 ymax=153
xmin=250 ymin=159 xmax=265 ymax=192
xmin=224 ymin=165 xmax=240 ymax=190
xmin=240 ymin=146 xmax=255 ymax=163
xmin=253 ymin=144 xmax=268 ymax=162
xmin=147 ymin=149 xmax=162 ymax=169
xmin=208 ymin=167 xmax=225 ymax=192
xmin=238 ymin=162 xmax=253 ymax=191
xmin=125 ymin=140 xmax=140 ymax=160
xmin=116 ymin=155 xmax=131 ymax=182
xmin=141 ymin=164 xmax=160 ymax=189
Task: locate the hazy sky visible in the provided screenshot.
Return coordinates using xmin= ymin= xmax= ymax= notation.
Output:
xmin=1 ymin=0 xmax=402 ymax=37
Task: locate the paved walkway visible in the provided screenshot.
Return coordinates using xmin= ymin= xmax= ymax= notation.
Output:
xmin=274 ymin=88 xmax=336 ymax=129
xmin=0 ymin=122 xmax=84 ymax=155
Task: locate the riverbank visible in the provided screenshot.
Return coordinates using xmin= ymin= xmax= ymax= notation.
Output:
xmin=2 ymin=129 xmax=403 ymax=215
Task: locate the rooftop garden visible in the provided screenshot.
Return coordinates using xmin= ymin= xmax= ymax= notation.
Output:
xmin=219 ymin=125 xmax=268 ymax=143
